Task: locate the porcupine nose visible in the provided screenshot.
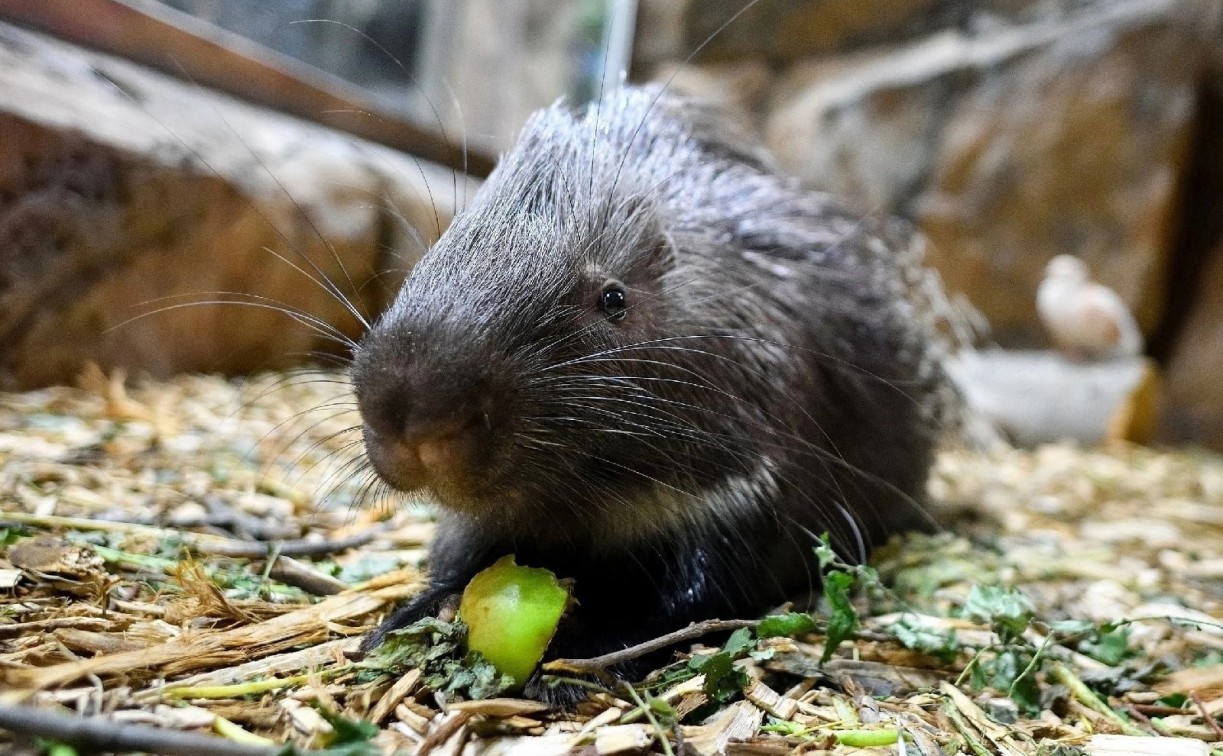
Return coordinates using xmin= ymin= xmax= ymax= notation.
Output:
xmin=355 ymin=355 xmax=496 ymax=495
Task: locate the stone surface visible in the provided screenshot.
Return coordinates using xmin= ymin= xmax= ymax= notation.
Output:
xmin=764 ymin=39 xmax=956 ymax=215
xmin=634 ymin=0 xmax=953 ymax=67
xmin=917 ymin=11 xmax=1196 ymax=344
xmin=1161 ymin=238 xmax=1223 ymax=449
xmin=762 ymin=0 xmax=1201 ymax=345
xmin=0 ymin=22 xmax=463 ymax=389
xmin=632 ymin=0 xmax=1129 ymax=69
xmin=947 ymin=350 xmax=1158 ymax=446
xmin=647 ymin=60 xmax=775 ymax=126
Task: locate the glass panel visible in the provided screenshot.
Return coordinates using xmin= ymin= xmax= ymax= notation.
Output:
xmin=156 ymin=0 xmax=635 ymax=153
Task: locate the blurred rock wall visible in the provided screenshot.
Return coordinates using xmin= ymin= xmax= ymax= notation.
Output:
xmin=635 ymin=0 xmax=1223 ymax=448
xmin=0 ymin=23 xmax=461 ymax=389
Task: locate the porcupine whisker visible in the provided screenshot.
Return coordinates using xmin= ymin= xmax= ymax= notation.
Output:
xmin=312 ymin=443 xmax=382 ymax=511
xmin=218 ymin=366 xmax=365 ymax=502
xmin=273 ymin=414 xmax=363 ymax=481
xmin=535 ymin=393 xmax=870 ymax=535
xmin=540 ymin=353 xmax=856 ymax=483
xmin=99 ymin=83 xmax=370 ymax=333
xmin=561 ymin=336 xmax=938 ymax=409
xmin=350 ymin=471 xmax=393 ymax=524
xmin=264 ymin=16 xmax=479 ymax=252
xmin=174 ymin=85 xmax=378 ymax=330
xmin=283 ymin=19 xmax=470 ymax=223
xmin=525 ymin=386 xmax=870 ymax=550
xmin=109 ymin=294 xmax=356 ymax=348
xmin=535 ymin=363 xmax=936 ymax=534
xmin=266 ymin=428 xmax=365 ymax=502
xmin=569 ymin=383 xmax=937 ymax=536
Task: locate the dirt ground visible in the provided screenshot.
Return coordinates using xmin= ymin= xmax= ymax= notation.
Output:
xmin=1 ymin=370 xmax=1221 ymax=755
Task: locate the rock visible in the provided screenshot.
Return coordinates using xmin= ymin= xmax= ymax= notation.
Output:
xmin=633 ymin=0 xmax=1168 ymax=69
xmin=918 ymin=5 xmax=1197 ymax=343
xmin=1160 ymin=238 xmax=1223 ymax=448
xmin=0 ymin=22 xmax=462 ymax=389
xmin=762 ymin=0 xmax=1201 ymax=344
xmin=634 ymin=0 xmax=956 ymax=67
xmin=947 ymin=350 xmax=1159 ymax=446
xmin=647 ymin=60 xmax=775 ymax=126
xmin=1154 ymin=4 xmax=1223 ymax=450
xmin=764 ymin=38 xmax=956 ymax=214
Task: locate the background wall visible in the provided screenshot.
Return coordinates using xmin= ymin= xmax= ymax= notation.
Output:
xmin=633 ymin=0 xmax=1223 ymax=447
xmin=2 ymin=0 xmax=1222 ymax=448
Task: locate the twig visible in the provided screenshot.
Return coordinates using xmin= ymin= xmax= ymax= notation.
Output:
xmin=1131 ymin=704 xmax=1194 ymax=716
xmin=1192 ymin=692 xmax=1223 ymax=741
xmin=941 ymin=700 xmax=992 ymax=756
xmin=543 ymin=618 xmax=757 ymax=674
xmin=265 ymin=555 xmax=347 ymax=595
xmin=0 ymin=702 xmax=278 ymax=756
xmin=0 ymin=512 xmax=230 ymax=545
xmin=184 ymin=525 xmax=389 ymax=558
xmin=0 ymin=510 xmax=387 ymax=559
xmin=622 ymin=682 xmax=675 ymax=756
xmin=1048 ymin=661 xmax=1148 ymax=737
xmin=1126 ymin=704 xmax=1156 ymax=730
xmin=0 ymin=617 xmax=110 ymax=637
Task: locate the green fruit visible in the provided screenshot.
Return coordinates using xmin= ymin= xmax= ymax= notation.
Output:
xmin=459 ymin=555 xmax=570 ymax=685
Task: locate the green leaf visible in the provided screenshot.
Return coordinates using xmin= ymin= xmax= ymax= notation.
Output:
xmin=38 ymin=742 xmax=78 ymax=756
xmin=359 ymin=616 xmax=516 ymax=700
xmin=688 ymin=629 xmax=755 ymax=704
xmin=748 ymin=647 xmax=776 ymax=662
xmin=1005 ymin=657 xmax=1042 ymax=714
xmin=814 ymin=535 xmax=837 ymax=570
xmin=888 ymin=617 xmax=960 ymax=663
xmin=318 ymin=709 xmax=379 ymax=747
xmin=963 ymin=584 xmax=1034 ymax=641
xmin=821 ymin=570 xmax=858 ymax=663
xmin=1076 ymin=625 xmax=1133 ymax=667
xmin=0 ymin=528 xmax=27 ymax=548
xmin=649 ymin=696 xmax=677 ymax=722
xmin=757 ymin=612 xmax=816 ymax=639
xmin=969 ymin=657 xmax=988 ymax=689
xmin=761 ymin=719 xmax=809 ymax=737
xmin=723 ymin=627 xmax=755 ymax=656
xmin=690 ymin=650 xmax=748 ymax=703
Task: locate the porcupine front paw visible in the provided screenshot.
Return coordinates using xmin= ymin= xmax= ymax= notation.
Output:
xmin=357 ymin=583 xmax=461 ymax=656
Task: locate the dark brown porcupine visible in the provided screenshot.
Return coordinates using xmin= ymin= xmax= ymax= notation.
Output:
xmin=351 ymin=85 xmax=961 ymax=701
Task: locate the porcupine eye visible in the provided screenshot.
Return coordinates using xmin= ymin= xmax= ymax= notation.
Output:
xmin=599 ymin=280 xmax=628 ymax=320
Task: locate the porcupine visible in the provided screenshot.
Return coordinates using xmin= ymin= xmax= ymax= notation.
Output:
xmin=351 ymin=85 xmax=960 ymax=699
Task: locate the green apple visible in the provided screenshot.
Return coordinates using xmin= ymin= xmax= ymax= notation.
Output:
xmin=459 ymin=555 xmax=570 ymax=685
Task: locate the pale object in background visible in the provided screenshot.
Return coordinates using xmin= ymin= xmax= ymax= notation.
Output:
xmin=1037 ymin=254 xmax=1144 ymax=361
xmin=946 ymin=350 xmax=1159 ymax=447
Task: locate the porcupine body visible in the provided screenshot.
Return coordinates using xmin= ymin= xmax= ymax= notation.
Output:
xmin=351 ymin=86 xmax=956 ymax=696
